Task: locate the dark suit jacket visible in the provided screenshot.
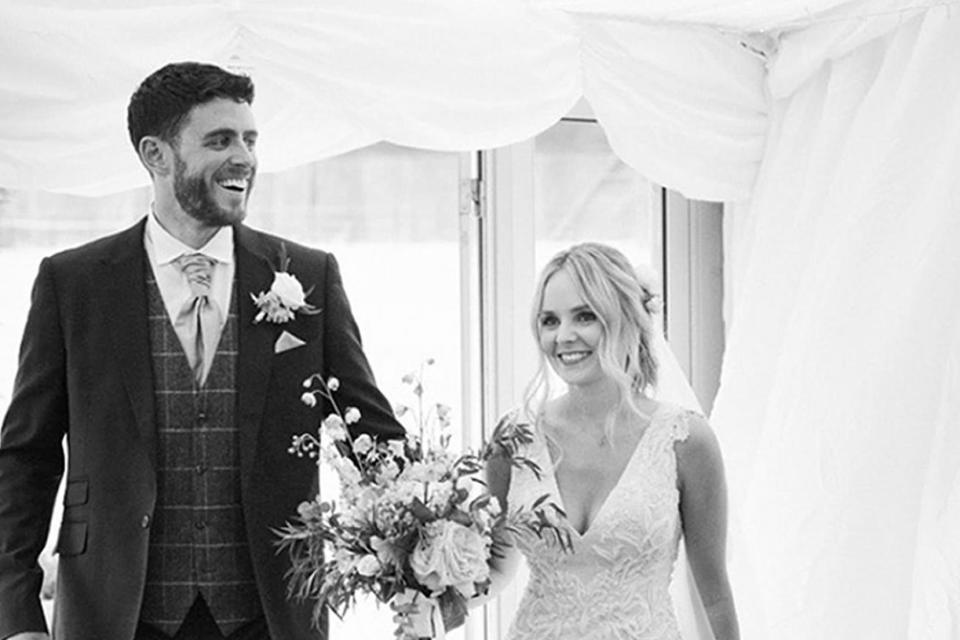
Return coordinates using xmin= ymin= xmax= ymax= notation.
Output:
xmin=0 ymin=219 xmax=405 ymax=639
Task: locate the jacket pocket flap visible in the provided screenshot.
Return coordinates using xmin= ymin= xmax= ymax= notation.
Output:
xmin=56 ymin=521 xmax=88 ymax=557
xmin=64 ymin=478 xmax=89 ymax=506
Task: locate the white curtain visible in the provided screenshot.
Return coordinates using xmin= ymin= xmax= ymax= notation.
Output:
xmin=711 ymin=4 xmax=960 ymax=638
xmin=3 ymin=1 xmax=959 ymax=637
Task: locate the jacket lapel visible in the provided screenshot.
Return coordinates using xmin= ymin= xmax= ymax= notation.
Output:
xmin=101 ymin=219 xmax=157 ymax=465
xmin=234 ymin=224 xmax=279 ymax=469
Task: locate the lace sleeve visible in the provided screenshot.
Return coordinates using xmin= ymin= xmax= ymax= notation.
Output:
xmin=664 ymin=405 xmax=704 ymax=443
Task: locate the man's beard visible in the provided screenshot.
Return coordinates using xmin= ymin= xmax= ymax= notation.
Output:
xmin=173 ymin=153 xmax=253 ymax=227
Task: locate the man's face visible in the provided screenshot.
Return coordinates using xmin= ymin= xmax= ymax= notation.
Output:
xmin=170 ymin=98 xmax=258 ymax=227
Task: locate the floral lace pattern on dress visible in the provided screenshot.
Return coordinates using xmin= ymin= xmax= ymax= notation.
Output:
xmin=506 ymin=403 xmax=694 ymax=640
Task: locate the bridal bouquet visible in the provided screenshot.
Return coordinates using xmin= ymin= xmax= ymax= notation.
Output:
xmin=277 ymin=361 xmax=569 ymax=639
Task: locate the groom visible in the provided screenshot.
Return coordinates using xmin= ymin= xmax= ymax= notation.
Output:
xmin=0 ymin=62 xmax=404 ymax=639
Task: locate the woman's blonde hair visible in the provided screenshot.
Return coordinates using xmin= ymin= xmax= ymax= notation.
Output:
xmin=523 ymin=243 xmax=661 ymax=441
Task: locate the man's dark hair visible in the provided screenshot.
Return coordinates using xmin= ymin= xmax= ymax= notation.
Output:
xmin=127 ymin=61 xmax=254 ymax=151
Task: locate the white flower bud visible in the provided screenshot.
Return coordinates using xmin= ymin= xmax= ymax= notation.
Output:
xmin=353 ymin=434 xmax=374 ymax=455
xmin=356 ymin=554 xmax=381 ymax=577
xmin=323 ymin=414 xmax=348 ymax=441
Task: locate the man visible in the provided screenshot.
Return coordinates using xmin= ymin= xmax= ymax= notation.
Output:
xmin=0 ymin=62 xmax=404 ymax=640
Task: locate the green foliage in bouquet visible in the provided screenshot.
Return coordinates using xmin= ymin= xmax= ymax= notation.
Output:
xmin=275 ymin=360 xmax=571 ymax=634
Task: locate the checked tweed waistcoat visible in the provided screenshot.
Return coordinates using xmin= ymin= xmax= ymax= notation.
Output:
xmin=140 ymin=273 xmax=263 ymax=635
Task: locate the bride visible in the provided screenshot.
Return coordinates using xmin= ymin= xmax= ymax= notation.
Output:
xmin=485 ymin=243 xmax=739 ymax=640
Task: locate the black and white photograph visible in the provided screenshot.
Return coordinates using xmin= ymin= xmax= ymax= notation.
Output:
xmin=1 ymin=1 xmax=957 ymax=639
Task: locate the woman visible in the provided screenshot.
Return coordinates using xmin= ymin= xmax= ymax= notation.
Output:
xmin=486 ymin=243 xmax=739 ymax=640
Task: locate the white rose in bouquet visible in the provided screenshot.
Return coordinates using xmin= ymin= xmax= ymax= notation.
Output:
xmin=410 ymin=520 xmax=490 ymax=597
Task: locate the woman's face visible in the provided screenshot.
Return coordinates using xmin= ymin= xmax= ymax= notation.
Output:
xmin=537 ymin=270 xmax=606 ymax=388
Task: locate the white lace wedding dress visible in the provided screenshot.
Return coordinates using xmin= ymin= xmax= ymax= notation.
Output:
xmin=505 ymin=403 xmax=694 ymax=640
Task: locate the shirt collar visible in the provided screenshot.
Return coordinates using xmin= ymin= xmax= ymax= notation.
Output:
xmin=146 ymin=210 xmax=235 ymax=266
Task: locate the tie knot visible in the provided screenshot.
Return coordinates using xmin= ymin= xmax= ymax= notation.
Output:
xmin=175 ymin=253 xmax=217 ymax=296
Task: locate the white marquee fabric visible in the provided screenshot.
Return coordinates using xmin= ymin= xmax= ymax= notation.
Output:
xmin=0 ymin=0 xmax=578 ymax=195
xmin=712 ymin=5 xmax=960 ymax=638
xmin=2 ymin=0 xmax=959 ymax=638
xmin=0 ymin=0 xmax=768 ymax=200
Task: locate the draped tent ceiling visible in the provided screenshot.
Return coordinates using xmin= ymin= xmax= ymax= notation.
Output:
xmin=3 ymin=1 xmax=959 ymax=639
xmin=0 ymin=0 xmax=934 ymax=200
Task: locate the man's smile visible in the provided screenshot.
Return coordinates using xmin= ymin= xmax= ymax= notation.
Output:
xmin=217 ymin=177 xmax=249 ymax=192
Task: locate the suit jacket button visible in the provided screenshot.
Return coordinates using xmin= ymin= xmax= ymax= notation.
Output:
xmin=141 ymin=514 xmax=151 ymax=529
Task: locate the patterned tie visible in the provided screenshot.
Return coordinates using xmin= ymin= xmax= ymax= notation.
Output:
xmin=174 ymin=253 xmax=222 ymax=385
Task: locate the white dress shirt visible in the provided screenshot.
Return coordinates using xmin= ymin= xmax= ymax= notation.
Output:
xmin=143 ymin=212 xmax=235 ymax=380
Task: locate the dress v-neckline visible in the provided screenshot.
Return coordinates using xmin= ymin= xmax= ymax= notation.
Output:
xmin=545 ymin=405 xmax=664 ymax=538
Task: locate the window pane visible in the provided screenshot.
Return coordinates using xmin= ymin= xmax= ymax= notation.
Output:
xmin=534 ymin=120 xmax=656 ymax=272
xmin=251 ymin=143 xmax=463 ymax=439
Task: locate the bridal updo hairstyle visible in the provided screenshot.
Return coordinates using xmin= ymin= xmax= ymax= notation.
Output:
xmin=525 ymin=243 xmax=660 ymax=423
